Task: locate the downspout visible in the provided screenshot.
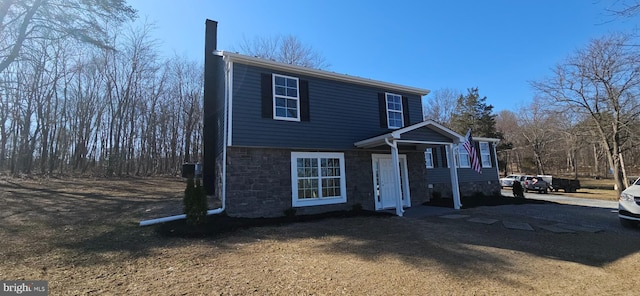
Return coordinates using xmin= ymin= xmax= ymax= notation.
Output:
xmin=384 ymin=137 xmax=404 ymax=217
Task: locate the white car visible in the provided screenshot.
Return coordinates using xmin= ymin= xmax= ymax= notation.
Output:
xmin=500 ymin=174 xmax=525 ymax=188
xmin=619 ymin=178 xmax=640 ymax=228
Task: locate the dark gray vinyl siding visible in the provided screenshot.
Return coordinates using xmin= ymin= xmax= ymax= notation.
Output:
xmin=231 ymin=63 xmax=423 ymax=150
xmin=402 ymin=128 xmax=453 ymax=142
xmin=427 ymin=167 xmax=498 ymax=184
xmin=425 ymin=144 xmax=499 ymax=184
xmin=215 ymin=56 xmax=226 ymax=156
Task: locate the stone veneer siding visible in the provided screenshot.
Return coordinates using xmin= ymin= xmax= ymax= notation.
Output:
xmin=223 ymin=147 xmax=431 ymax=218
xmin=428 ymin=180 xmax=501 ymax=201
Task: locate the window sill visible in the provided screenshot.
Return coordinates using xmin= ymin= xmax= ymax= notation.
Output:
xmin=293 ymin=196 xmax=347 ymax=207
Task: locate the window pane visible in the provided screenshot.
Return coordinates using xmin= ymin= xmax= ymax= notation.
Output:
xmin=275 ymin=97 xmax=286 ymax=106
xmin=287 ymin=108 xmax=297 ymax=118
xmin=275 ymin=76 xmax=285 ymax=86
xmin=287 ymin=87 xmax=297 ymax=97
xmin=275 ymin=107 xmax=286 ymax=117
xmin=480 ymin=142 xmax=490 ymax=153
xmin=286 ymin=99 xmax=297 ymax=108
xmin=287 ymin=78 xmax=297 ymax=88
xmin=275 ymin=86 xmax=286 ymax=96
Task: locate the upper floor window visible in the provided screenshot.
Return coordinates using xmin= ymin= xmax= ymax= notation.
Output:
xmin=273 ymin=74 xmax=300 ymax=121
xmin=425 ymin=148 xmax=434 ymax=168
xmin=479 ymin=142 xmax=492 ymax=168
xmin=386 ymin=93 xmax=404 ymax=129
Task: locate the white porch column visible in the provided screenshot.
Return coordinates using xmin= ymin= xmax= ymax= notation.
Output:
xmin=446 ymin=143 xmax=462 ymax=210
xmin=385 ymin=138 xmax=404 ymax=216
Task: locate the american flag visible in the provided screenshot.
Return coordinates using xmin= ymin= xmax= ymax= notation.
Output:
xmin=463 ymin=129 xmax=482 ymax=174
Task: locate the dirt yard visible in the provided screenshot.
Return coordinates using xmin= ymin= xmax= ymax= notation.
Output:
xmin=1 ymin=177 xmax=639 ymax=295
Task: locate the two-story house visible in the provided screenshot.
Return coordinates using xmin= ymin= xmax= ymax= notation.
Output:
xmin=202 ymin=20 xmax=500 ymax=218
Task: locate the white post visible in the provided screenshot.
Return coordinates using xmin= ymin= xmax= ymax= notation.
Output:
xmin=385 ymin=138 xmax=404 ymax=217
xmin=447 ymin=144 xmax=462 ymax=210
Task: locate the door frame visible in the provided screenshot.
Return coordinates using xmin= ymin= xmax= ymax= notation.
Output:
xmin=371 ymin=153 xmax=411 ymax=210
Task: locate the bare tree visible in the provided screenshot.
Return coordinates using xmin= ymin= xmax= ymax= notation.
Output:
xmin=532 ymin=33 xmax=640 ymax=194
xmin=422 ymin=88 xmax=460 ymax=125
xmin=0 ymin=0 xmax=136 ymax=73
xmin=236 ymin=35 xmax=329 ymax=69
xmin=517 ymin=98 xmax=562 ymax=175
xmin=606 ymin=0 xmax=640 ymax=18
xmin=496 ymin=110 xmax=522 ymax=175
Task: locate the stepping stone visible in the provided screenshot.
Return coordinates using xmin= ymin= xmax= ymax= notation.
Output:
xmin=467 ymin=217 xmax=499 ymax=225
xmin=553 ymin=223 xmax=603 ymax=233
xmin=439 ymin=214 xmax=470 ymax=219
xmin=502 ymin=221 xmax=534 ymax=231
xmin=538 ymin=224 xmax=576 ymax=233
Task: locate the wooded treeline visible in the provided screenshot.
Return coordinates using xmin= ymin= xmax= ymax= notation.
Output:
xmin=424 ymin=33 xmax=640 ymax=193
xmin=0 ymin=25 xmax=204 ymax=176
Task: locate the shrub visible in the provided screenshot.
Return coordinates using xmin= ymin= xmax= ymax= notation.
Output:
xmin=431 ymin=191 xmax=442 ymax=199
xmin=512 ymin=181 xmax=525 ymax=198
xmin=184 ymin=177 xmax=208 ymax=226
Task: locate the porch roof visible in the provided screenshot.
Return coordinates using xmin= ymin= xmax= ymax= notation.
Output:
xmin=354 ymin=120 xmax=465 ymax=149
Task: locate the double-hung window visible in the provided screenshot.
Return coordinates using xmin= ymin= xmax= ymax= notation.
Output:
xmin=291 ymin=152 xmax=347 ymax=207
xmin=273 ymin=74 xmax=300 ymax=121
xmin=385 ymin=93 xmax=403 ymax=129
xmin=457 ymin=145 xmax=471 ymax=168
xmin=479 ymin=142 xmax=492 ymax=168
xmin=425 ymin=148 xmax=434 ymax=168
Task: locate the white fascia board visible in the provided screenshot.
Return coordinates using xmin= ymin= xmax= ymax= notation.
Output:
xmin=215 ymin=51 xmax=430 ymax=96
xmin=474 ymin=136 xmax=501 ymax=143
xmin=354 ymin=133 xmax=394 ymax=148
xmin=395 ymin=140 xmax=455 ymax=145
xmin=392 ymin=120 xmax=464 ymax=143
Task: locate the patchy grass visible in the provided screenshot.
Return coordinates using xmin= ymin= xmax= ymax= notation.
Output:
xmin=2 ymin=177 xmax=640 ymax=295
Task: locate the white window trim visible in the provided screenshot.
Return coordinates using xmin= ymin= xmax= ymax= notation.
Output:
xmin=273 ymin=74 xmax=300 ymax=122
xmin=457 ymin=145 xmax=471 ymax=168
xmin=291 ymin=152 xmax=347 ymax=207
xmin=385 ymin=92 xmax=404 ymax=129
xmin=479 ymin=141 xmax=492 ymax=168
xmin=425 ymin=148 xmax=434 ymax=169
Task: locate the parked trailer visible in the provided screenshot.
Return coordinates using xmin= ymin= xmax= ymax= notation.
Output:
xmin=535 ymin=175 xmax=580 ymax=193
xmin=550 ymin=178 xmax=581 ymax=193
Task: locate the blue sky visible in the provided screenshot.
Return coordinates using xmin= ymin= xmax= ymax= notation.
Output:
xmin=130 ymin=0 xmax=638 ymax=112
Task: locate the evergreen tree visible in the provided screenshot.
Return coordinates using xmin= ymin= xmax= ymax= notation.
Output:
xmin=450 ymin=87 xmax=501 ymax=138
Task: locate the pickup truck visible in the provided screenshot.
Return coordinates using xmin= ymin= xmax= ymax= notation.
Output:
xmin=499 ymin=174 xmax=526 ymax=188
xmin=523 ymin=175 xmax=549 ymax=194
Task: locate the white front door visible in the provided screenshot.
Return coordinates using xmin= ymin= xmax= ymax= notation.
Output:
xmin=372 ymin=154 xmax=411 ymax=210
